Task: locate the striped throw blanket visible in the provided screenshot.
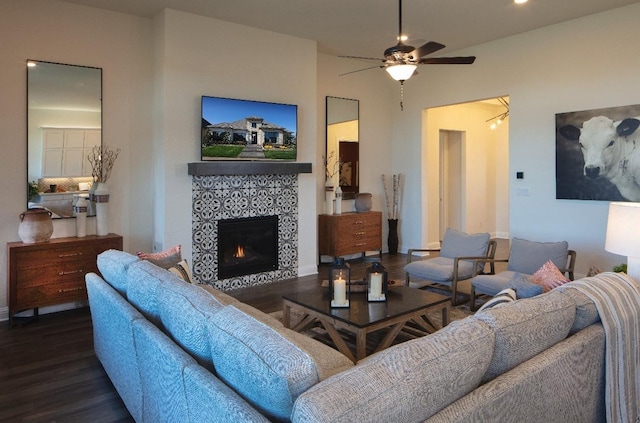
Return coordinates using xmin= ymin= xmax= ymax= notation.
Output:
xmin=561 ymin=272 xmax=640 ymax=423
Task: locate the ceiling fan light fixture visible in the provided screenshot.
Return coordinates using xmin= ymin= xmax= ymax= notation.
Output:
xmin=386 ymin=64 xmax=417 ymax=81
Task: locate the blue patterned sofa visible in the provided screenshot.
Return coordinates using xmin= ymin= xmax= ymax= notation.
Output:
xmin=87 ymin=250 xmax=610 ymax=422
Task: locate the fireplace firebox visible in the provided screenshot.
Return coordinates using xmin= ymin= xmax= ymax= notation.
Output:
xmin=217 ymin=215 xmax=279 ymax=279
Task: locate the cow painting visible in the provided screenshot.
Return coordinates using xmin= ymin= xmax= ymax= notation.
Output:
xmin=556 ymin=105 xmax=640 ymax=201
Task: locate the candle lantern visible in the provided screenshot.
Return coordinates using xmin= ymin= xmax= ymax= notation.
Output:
xmin=366 ymin=261 xmax=388 ymax=302
xmin=329 ymin=258 xmax=350 ymax=307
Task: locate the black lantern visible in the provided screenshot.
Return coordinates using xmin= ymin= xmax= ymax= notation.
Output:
xmin=329 ymin=258 xmax=350 ymax=307
xmin=366 ymin=261 xmax=388 ymax=302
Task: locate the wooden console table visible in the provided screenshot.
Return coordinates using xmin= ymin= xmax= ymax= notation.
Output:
xmin=318 ymin=211 xmax=382 ymax=259
xmin=7 ymin=233 xmax=123 ymax=324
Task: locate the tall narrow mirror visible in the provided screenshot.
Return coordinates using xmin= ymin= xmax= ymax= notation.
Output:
xmin=326 ymin=96 xmax=359 ymax=199
xmin=27 ymin=60 xmax=102 ymax=218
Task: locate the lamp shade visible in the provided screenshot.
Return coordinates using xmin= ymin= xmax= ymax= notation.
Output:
xmin=605 ymin=202 xmax=640 ymax=258
xmin=385 ymin=64 xmax=417 ymax=81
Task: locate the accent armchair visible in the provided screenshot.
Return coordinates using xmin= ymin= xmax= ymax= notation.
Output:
xmin=470 ymin=237 xmax=576 ymax=311
xmin=404 ymin=228 xmax=497 ymax=305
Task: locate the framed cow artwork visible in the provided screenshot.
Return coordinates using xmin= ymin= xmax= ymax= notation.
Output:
xmin=556 ymin=104 xmax=640 ymax=201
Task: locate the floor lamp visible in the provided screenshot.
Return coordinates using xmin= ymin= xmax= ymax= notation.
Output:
xmin=605 ymin=202 xmax=640 ymax=282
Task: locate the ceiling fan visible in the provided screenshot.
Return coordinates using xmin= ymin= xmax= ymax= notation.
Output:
xmin=340 ymin=0 xmax=476 ymax=108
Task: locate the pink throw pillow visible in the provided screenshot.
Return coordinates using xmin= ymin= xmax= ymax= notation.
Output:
xmin=137 ymin=245 xmax=182 ymax=269
xmin=530 ymin=260 xmax=569 ymax=292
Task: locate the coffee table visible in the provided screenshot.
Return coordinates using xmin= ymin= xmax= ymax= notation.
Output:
xmin=282 ymin=286 xmax=450 ymax=362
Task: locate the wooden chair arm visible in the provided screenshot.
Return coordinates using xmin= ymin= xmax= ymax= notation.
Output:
xmin=407 ymin=248 xmax=441 ymax=263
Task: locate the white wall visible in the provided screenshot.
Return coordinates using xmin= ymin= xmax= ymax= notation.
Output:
xmin=395 ymin=3 xmax=640 ymax=275
xmin=0 ymin=0 xmax=153 ymax=319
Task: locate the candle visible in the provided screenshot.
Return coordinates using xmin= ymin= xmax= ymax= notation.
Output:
xmin=334 ymin=277 xmax=347 ymax=304
xmin=370 ymin=273 xmax=383 ymax=297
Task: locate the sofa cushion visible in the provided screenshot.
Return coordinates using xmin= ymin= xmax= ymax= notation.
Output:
xmin=97 ymin=250 xmax=140 ymax=295
xmin=168 ymin=259 xmax=193 ymax=283
xmin=474 ymin=289 xmax=576 ymax=383
xmin=156 ymin=279 xmax=225 ymax=369
xmin=137 ymin=244 xmax=182 ymax=269
xmin=207 ymin=305 xmax=353 ymax=421
xmin=558 ymin=284 xmax=601 ymax=333
xmin=127 ymin=260 xmax=175 ymax=324
xmin=477 ymin=288 xmax=516 ymax=312
xmin=199 ymin=284 xmax=240 ymax=306
xmin=530 ymin=260 xmax=570 ymax=292
xmin=405 ymin=256 xmax=477 ymax=283
xmin=507 ymin=238 xmax=568 ymax=275
xmin=291 ymin=318 xmax=495 ymax=423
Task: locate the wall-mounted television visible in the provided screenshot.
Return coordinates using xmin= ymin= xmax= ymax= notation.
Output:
xmin=201 ymin=96 xmax=297 ymax=161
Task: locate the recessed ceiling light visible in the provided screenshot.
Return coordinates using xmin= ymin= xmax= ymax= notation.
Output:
xmin=514 ymin=0 xmax=528 ymax=4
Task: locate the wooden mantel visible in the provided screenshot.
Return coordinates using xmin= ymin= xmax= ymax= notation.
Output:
xmin=187 ymin=161 xmax=312 ymax=176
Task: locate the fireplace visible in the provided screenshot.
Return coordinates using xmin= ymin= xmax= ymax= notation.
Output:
xmin=217 ymin=215 xmax=279 ymax=279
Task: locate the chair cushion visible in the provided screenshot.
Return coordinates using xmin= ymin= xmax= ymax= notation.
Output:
xmin=440 ymin=228 xmax=490 ymax=259
xmin=474 ymin=290 xmax=575 ymax=383
xmin=507 ymin=238 xmax=568 ymax=275
xmin=472 ymin=271 xmax=519 ymax=297
xmin=405 ymin=257 xmax=477 ymax=284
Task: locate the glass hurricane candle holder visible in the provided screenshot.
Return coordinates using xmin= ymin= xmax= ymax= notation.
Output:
xmin=329 ymin=258 xmax=350 ymax=307
xmin=366 ymin=261 xmax=388 ymax=302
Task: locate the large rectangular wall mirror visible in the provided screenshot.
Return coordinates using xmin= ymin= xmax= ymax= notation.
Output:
xmin=326 ymin=96 xmax=359 ymax=199
xmin=27 ymin=60 xmax=102 ymax=218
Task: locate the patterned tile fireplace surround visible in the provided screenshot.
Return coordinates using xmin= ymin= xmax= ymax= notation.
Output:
xmin=188 ymin=162 xmax=312 ymax=290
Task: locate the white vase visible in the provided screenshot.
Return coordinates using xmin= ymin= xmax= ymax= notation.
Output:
xmin=74 ymin=195 xmax=88 ymax=238
xmin=94 ymin=182 xmax=110 ymax=236
xmin=324 ymin=180 xmax=334 ymax=215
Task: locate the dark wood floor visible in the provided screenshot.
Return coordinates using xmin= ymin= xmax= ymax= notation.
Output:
xmin=0 ymin=246 xmax=507 ymax=421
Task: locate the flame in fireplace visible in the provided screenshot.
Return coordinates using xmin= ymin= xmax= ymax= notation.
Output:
xmin=233 ymin=244 xmax=245 ymax=259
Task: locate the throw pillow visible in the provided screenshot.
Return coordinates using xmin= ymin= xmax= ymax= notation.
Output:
xmin=168 ymin=259 xmax=194 ymax=284
xmin=530 ymin=260 xmax=569 ymax=292
xmin=508 ymin=272 xmax=543 ymax=299
xmin=137 ymin=245 xmax=182 ymax=269
xmin=477 ymin=288 xmax=516 ymax=312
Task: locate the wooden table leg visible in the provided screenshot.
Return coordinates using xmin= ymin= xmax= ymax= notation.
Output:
xmin=320 ymin=321 xmax=357 ymax=363
xmin=282 ymin=302 xmax=291 ymax=328
xmin=441 ymin=305 xmax=450 ymax=327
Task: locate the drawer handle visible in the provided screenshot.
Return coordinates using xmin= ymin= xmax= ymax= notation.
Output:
xmin=354 ymin=243 xmax=367 ymax=247
xmin=58 ymin=269 xmax=84 ymax=276
xmin=354 ymin=220 xmax=364 ymax=224
xmin=58 ymin=286 xmax=84 ymax=293
xmin=58 ymin=252 xmax=83 ymax=258
xmin=355 ymin=231 xmax=366 ymax=236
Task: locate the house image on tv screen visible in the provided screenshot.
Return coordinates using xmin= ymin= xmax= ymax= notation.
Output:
xmin=203 ymin=116 xmax=292 ymax=146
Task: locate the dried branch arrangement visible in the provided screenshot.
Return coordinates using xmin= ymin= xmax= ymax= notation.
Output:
xmin=382 ymin=173 xmax=404 ymax=220
xmin=323 ymin=151 xmax=342 ymax=182
xmin=88 ymin=145 xmax=121 ymax=183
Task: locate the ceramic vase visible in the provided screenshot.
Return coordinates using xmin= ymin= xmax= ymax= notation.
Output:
xmin=74 ymin=196 xmax=88 ymax=238
xmin=355 ymin=193 xmax=372 ymax=212
xmin=18 ymin=209 xmax=53 ymax=243
xmin=324 ymin=179 xmax=334 ymax=215
xmin=94 ymin=182 xmax=110 ymax=236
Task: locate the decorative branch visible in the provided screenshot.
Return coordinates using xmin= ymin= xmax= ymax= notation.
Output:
xmin=323 ymin=151 xmax=342 ymax=182
xmin=88 ymin=145 xmax=121 ymax=183
xmin=382 ymin=173 xmax=404 ymax=220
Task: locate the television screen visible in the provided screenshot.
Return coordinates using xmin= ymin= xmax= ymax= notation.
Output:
xmin=201 ymin=96 xmax=297 ymax=161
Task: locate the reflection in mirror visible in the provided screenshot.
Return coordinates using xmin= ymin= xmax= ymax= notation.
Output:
xmin=27 ymin=61 xmax=102 ymax=218
xmin=326 ymin=96 xmax=359 ymax=199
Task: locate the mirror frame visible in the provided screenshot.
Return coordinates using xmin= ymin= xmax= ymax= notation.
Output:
xmin=326 ymin=96 xmax=359 ymax=200
xmin=27 ymin=60 xmax=102 ymax=218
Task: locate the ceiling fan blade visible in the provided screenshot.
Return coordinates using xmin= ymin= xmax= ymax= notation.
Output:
xmin=339 ymin=65 xmax=383 ymax=76
xmin=419 ymin=56 xmax=476 ymax=65
xmin=339 ymin=55 xmax=384 ymax=62
xmin=414 ymin=41 xmax=446 ymax=58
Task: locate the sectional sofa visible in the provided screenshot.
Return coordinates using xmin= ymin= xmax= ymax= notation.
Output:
xmin=87 ymin=249 xmax=617 ymax=422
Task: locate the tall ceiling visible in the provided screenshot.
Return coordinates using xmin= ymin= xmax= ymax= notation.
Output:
xmin=63 ymin=0 xmax=640 ymax=59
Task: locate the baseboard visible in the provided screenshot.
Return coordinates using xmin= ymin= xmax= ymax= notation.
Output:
xmin=298 ymin=264 xmax=318 ymax=277
xmin=0 ymin=306 xmax=8 ymax=322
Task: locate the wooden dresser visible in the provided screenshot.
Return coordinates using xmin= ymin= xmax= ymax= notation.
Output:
xmin=318 ymin=211 xmax=382 ymax=259
xmin=7 ymin=233 xmax=123 ymax=324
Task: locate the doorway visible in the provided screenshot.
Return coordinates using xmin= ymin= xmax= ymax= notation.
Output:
xmin=439 ymin=130 xmax=463 ymax=239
